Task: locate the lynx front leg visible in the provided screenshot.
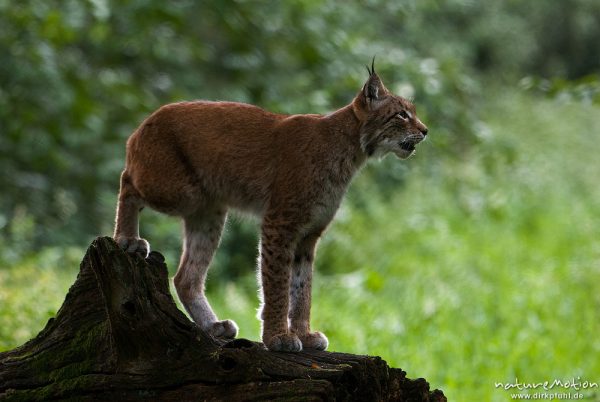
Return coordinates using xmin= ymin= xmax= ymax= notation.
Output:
xmin=289 ymin=234 xmax=328 ymax=350
xmin=174 ymin=209 xmax=238 ymax=339
xmin=259 ymin=222 xmax=302 ymax=352
xmin=114 ymin=171 xmax=150 ymax=256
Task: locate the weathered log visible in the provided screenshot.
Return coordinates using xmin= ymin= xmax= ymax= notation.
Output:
xmin=0 ymin=237 xmax=446 ymax=401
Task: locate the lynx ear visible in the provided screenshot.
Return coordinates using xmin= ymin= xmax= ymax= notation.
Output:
xmin=362 ymin=58 xmax=388 ymax=109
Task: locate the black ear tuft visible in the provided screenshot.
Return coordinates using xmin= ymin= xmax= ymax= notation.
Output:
xmin=365 ymin=56 xmax=376 ymax=76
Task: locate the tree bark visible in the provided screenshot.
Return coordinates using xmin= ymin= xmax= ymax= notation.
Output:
xmin=0 ymin=237 xmax=446 ymax=401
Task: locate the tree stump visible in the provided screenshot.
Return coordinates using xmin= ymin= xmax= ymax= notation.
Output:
xmin=0 ymin=237 xmax=446 ymax=401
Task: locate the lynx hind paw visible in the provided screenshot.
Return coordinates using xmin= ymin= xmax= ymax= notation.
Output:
xmin=207 ymin=319 xmax=239 ymax=339
xmin=264 ymin=333 xmax=303 ymax=352
xmin=300 ymin=331 xmax=329 ymax=351
xmin=115 ymin=237 xmax=150 ymax=257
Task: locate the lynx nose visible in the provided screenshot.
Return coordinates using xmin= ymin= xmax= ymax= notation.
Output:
xmin=416 ymin=118 xmax=428 ymax=136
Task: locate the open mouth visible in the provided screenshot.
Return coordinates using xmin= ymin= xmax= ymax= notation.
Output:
xmin=394 ymin=137 xmax=423 ymax=159
xmin=400 ymin=142 xmax=416 ymax=153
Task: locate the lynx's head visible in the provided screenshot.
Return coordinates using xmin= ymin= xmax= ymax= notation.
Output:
xmin=353 ymin=61 xmax=428 ymax=159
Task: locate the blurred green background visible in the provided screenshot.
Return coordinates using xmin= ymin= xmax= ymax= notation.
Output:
xmin=1 ymin=1 xmax=599 ymax=400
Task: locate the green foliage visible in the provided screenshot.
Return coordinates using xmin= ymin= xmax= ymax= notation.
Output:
xmin=520 ymin=74 xmax=600 ymax=105
xmin=403 ymin=0 xmax=600 ymax=79
xmin=0 ymin=247 xmax=82 ymax=350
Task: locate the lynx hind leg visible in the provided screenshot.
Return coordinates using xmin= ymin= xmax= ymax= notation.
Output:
xmin=174 ymin=210 xmax=238 ymax=339
xmin=114 ymin=171 xmax=150 ymax=256
xmin=289 ymin=234 xmax=328 ymax=351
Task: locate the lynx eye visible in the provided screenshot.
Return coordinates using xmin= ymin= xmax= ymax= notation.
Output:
xmin=397 ymin=110 xmax=409 ymax=120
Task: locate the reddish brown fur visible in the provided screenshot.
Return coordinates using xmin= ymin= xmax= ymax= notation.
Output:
xmin=114 ymin=68 xmax=428 ymax=352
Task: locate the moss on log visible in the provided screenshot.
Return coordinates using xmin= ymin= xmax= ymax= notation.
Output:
xmin=0 ymin=237 xmax=446 ymax=401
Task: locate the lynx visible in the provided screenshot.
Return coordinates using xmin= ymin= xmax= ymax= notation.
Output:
xmin=113 ymin=62 xmax=428 ymax=352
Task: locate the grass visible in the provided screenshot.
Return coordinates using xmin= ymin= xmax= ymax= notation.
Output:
xmin=0 ymin=247 xmax=83 ymax=351
xmin=1 ymin=90 xmax=599 ymax=401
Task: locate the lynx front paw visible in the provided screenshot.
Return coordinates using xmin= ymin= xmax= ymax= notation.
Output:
xmin=207 ymin=319 xmax=239 ymax=339
xmin=264 ymin=333 xmax=303 ymax=352
xmin=115 ymin=236 xmax=150 ymax=257
xmin=299 ymin=331 xmax=329 ymax=351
